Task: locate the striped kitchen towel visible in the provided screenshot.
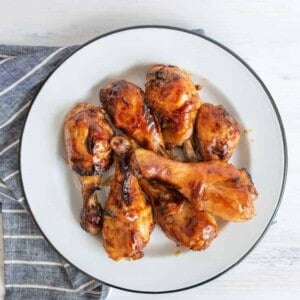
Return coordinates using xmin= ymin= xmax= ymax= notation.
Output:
xmin=0 ymin=45 xmax=111 ymax=299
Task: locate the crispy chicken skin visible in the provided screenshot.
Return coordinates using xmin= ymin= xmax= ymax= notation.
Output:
xmin=64 ymin=103 xmax=115 ymax=176
xmin=145 ymin=64 xmax=201 ymax=148
xmin=131 ymin=149 xmax=258 ymax=222
xmin=100 ymin=80 xmax=165 ymax=154
xmin=140 ymin=179 xmax=217 ymax=250
xmin=79 ymin=175 xmax=103 ymax=234
xmin=102 ymin=136 xmax=154 ymax=261
xmin=64 ymin=103 xmax=115 ymax=233
xmin=196 ymin=103 xmax=240 ymax=161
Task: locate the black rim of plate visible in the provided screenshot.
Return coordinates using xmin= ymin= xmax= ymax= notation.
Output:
xmin=19 ymin=25 xmax=288 ymax=294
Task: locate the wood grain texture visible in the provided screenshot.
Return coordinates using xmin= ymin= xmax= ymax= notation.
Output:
xmin=0 ymin=1 xmax=299 ymax=299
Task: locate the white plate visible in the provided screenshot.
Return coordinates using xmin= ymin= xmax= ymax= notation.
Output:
xmin=20 ymin=26 xmax=287 ymax=293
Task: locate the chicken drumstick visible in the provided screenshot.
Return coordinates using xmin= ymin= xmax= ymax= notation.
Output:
xmin=64 ymin=103 xmax=114 ymax=233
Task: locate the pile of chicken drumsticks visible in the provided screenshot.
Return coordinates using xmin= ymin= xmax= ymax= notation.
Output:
xmin=64 ymin=64 xmax=258 ymax=261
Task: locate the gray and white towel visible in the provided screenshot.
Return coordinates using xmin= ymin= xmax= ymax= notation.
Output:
xmin=0 ymin=45 xmax=111 ymax=299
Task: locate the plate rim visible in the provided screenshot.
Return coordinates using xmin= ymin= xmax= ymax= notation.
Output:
xmin=19 ymin=25 xmax=288 ymax=294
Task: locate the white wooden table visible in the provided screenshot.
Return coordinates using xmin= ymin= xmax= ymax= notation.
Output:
xmin=0 ymin=1 xmax=299 ymax=299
